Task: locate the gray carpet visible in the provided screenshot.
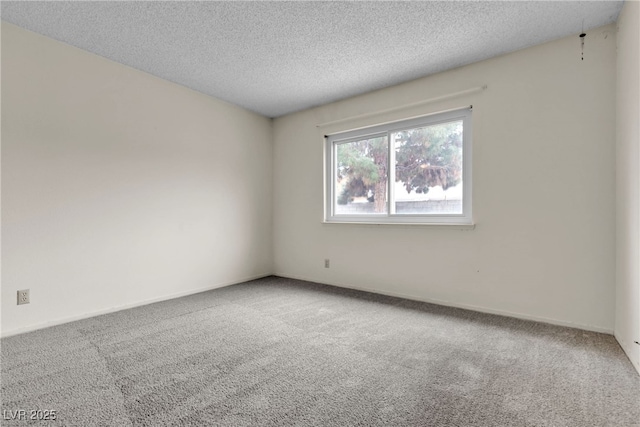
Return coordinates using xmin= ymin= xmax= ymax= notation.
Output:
xmin=2 ymin=276 xmax=639 ymax=426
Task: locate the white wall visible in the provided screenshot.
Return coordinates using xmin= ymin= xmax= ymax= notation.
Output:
xmin=1 ymin=17 xmax=626 ymax=341
xmin=1 ymin=23 xmax=273 ymax=336
xmin=273 ymin=24 xmax=617 ymax=333
xmin=615 ymin=0 xmax=640 ymax=375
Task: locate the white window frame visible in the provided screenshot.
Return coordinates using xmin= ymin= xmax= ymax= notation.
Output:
xmin=324 ymin=107 xmax=472 ymax=225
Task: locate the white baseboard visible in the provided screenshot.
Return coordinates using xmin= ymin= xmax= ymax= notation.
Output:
xmin=3 ymin=272 xmax=615 ymax=339
xmin=614 ymin=331 xmax=640 ymax=376
xmin=275 ymin=272 xmax=614 ymax=335
xmin=1 ymin=273 xmax=272 ymax=338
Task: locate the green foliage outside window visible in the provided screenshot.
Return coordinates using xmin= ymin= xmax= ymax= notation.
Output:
xmin=336 ymin=121 xmax=462 ymax=213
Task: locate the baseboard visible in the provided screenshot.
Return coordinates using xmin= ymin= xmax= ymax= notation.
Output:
xmin=1 ymin=273 xmax=272 ymax=338
xmin=275 ymin=272 xmax=614 ymax=335
xmin=614 ymin=331 xmax=640 ymax=376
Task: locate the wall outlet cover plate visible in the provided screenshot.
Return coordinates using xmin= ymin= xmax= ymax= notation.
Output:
xmin=17 ymin=289 xmax=30 ymax=305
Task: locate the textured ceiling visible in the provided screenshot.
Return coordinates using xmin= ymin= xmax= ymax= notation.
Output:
xmin=1 ymin=1 xmax=623 ymax=118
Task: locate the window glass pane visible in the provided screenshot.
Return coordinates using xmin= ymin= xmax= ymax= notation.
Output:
xmin=335 ymin=136 xmax=389 ymax=215
xmin=393 ymin=120 xmax=463 ymax=215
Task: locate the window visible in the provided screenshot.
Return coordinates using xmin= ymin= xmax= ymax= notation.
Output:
xmin=324 ymin=108 xmax=472 ymax=224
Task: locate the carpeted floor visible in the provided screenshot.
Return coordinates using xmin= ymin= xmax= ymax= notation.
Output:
xmin=1 ymin=276 xmax=639 ymax=426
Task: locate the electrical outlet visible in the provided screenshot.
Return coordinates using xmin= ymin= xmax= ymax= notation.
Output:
xmin=324 ymin=259 xmax=330 ymax=268
xmin=17 ymin=289 xmax=30 ymax=305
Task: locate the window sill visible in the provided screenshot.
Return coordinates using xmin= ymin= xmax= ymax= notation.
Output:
xmin=322 ymin=220 xmax=475 ymax=230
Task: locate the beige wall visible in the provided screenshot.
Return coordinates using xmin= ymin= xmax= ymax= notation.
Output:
xmin=615 ymin=0 xmax=640 ymax=374
xmin=1 ymin=23 xmax=273 ymax=336
xmin=273 ymin=24 xmax=617 ymax=333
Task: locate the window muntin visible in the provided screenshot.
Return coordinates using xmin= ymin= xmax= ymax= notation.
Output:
xmin=325 ymin=108 xmax=472 ymax=224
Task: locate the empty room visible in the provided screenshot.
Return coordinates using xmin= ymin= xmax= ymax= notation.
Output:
xmin=1 ymin=1 xmax=639 ymax=426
